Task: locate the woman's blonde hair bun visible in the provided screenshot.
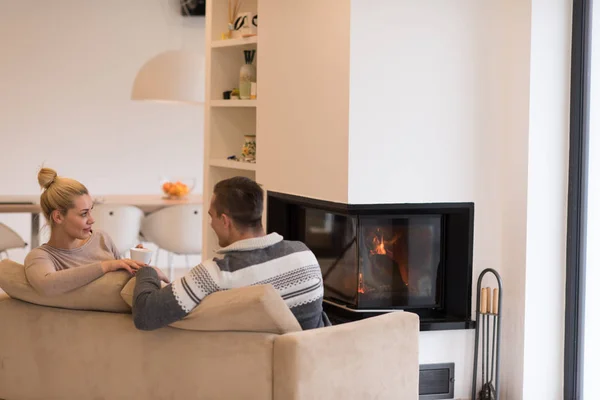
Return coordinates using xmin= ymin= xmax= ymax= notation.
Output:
xmin=38 ymin=167 xmax=58 ymax=190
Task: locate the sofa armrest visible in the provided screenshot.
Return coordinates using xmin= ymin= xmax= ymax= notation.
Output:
xmin=273 ymin=311 xmax=419 ymax=400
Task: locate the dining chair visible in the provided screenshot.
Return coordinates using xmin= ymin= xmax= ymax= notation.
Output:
xmin=140 ymin=204 xmax=202 ymax=281
xmin=92 ymin=204 xmax=145 ymax=257
xmin=0 ymin=223 xmax=27 ymax=260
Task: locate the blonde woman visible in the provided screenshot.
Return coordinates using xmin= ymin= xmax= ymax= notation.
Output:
xmin=24 ymin=168 xmax=168 ymax=296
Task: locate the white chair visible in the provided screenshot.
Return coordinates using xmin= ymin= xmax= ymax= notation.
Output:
xmin=91 ymin=204 xmax=144 ymax=257
xmin=0 ymin=223 xmax=27 ymax=260
xmin=140 ymin=204 xmax=202 ymax=281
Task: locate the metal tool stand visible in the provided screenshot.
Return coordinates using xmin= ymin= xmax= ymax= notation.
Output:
xmin=471 ymin=268 xmax=503 ymax=400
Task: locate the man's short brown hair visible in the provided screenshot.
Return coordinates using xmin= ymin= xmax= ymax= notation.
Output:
xmin=213 ymin=176 xmax=263 ymax=229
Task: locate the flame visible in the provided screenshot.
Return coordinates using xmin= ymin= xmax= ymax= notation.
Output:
xmin=369 ymin=229 xmax=398 ymax=256
xmin=358 ymin=272 xmax=365 ymax=294
xmin=374 ymin=233 xmax=386 ymax=255
xmin=363 ymin=228 xmax=408 ymax=293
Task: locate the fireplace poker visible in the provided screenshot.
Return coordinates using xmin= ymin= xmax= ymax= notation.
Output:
xmin=479 ymin=287 xmax=493 ymax=400
xmin=471 ymin=269 xmax=503 ymax=400
xmin=489 ymin=288 xmax=499 ymax=395
xmin=483 ymin=287 xmax=495 ymax=399
xmin=486 ymin=287 xmax=491 ymax=391
xmin=480 ymin=287 xmax=487 ymax=397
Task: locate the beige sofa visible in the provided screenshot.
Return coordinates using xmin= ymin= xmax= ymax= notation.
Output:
xmin=0 ymin=284 xmax=419 ymax=399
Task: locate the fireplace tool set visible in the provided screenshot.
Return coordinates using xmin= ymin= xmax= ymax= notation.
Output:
xmin=471 ymin=268 xmax=503 ymax=400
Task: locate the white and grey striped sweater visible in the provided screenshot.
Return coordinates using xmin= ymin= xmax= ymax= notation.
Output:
xmin=132 ymin=233 xmax=327 ymax=331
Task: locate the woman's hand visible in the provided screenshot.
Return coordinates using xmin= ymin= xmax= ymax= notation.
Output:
xmin=101 ymin=259 xmax=146 ymax=275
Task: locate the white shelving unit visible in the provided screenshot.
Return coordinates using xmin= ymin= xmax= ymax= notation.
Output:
xmin=210 ymin=100 xmax=257 ymax=107
xmin=208 ymin=159 xmax=257 ymax=171
xmin=203 ymin=0 xmax=259 ymax=259
xmin=211 ymin=36 xmax=258 ymax=48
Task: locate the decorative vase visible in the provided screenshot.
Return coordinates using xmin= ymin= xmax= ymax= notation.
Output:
xmin=241 ymin=135 xmax=256 ymax=162
xmin=231 ymin=12 xmax=258 ymax=38
xmin=239 ymin=50 xmax=256 ymax=100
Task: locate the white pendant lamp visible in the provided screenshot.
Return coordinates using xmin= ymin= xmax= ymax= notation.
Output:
xmin=131 ymin=50 xmax=205 ymax=104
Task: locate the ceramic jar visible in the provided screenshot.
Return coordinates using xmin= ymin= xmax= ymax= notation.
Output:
xmin=241 ymin=135 xmax=256 ymax=162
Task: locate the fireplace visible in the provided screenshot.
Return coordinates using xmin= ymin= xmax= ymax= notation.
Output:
xmin=267 ymin=192 xmax=475 ymax=331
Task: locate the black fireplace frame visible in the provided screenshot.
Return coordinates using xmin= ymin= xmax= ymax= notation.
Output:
xmin=267 ymin=191 xmax=476 ymax=331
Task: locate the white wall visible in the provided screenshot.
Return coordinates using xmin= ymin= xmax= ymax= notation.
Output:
xmin=521 ymin=1 xmax=571 ymax=398
xmin=0 ymin=1 xmax=205 ymax=265
xmin=348 ymin=2 xmax=525 ymax=398
xmin=349 ymin=1 xmax=490 ymax=205
xmin=348 ymin=2 xmax=570 ymax=398
xmin=496 ymin=0 xmax=532 ymax=397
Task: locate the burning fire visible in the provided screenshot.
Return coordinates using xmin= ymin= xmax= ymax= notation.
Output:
xmin=369 ymin=229 xmax=399 ymax=257
xmin=373 ymin=233 xmax=386 ymax=255
xmin=362 ymin=227 xmax=410 ymax=294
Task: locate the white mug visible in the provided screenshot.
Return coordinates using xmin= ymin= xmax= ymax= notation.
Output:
xmin=129 ymin=247 xmax=153 ymax=265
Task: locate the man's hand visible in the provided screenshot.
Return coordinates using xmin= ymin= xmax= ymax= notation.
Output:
xmin=150 ymin=266 xmax=170 ymax=284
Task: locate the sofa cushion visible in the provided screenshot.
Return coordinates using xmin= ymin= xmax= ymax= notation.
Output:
xmin=121 ymin=278 xmax=302 ymax=334
xmin=0 ymin=259 xmax=131 ymax=312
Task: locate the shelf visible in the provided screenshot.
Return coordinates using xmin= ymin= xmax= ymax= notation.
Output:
xmin=209 ymin=159 xmax=257 ymax=171
xmin=211 ymin=36 xmax=258 ymax=48
xmin=210 ymin=100 xmax=257 ymax=108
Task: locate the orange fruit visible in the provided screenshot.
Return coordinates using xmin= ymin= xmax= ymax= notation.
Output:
xmin=163 ymin=181 xmax=190 ymax=198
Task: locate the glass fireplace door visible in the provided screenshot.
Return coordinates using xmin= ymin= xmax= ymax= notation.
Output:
xmin=357 ymin=215 xmax=443 ymax=309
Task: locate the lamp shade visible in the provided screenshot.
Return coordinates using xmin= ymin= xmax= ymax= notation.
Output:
xmin=131 ymin=50 xmax=205 ymax=104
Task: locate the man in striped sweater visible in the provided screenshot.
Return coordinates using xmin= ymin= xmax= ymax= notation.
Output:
xmin=132 ymin=176 xmax=329 ymax=331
